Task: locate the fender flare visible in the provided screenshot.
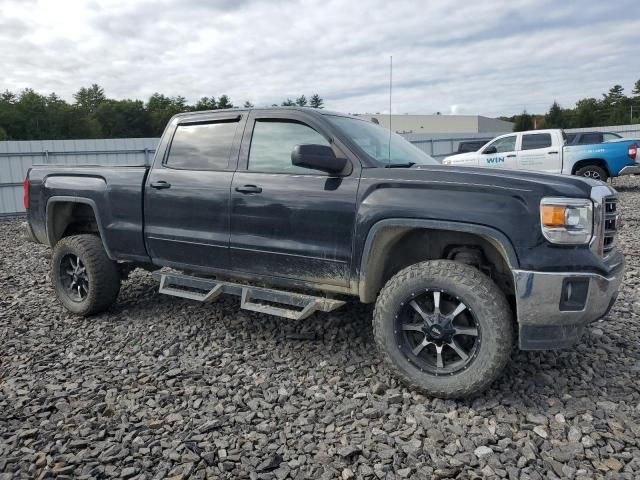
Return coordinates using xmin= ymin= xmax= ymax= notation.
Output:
xmin=357 ymin=218 xmax=519 ymax=302
xmin=45 ymin=196 xmax=114 ymax=259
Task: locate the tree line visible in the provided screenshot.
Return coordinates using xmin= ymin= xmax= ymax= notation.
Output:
xmin=0 ymin=84 xmax=324 ymax=141
xmin=504 ymin=80 xmax=640 ymax=131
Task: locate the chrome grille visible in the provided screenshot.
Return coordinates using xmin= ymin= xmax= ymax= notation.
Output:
xmin=602 ymin=196 xmax=618 ymax=255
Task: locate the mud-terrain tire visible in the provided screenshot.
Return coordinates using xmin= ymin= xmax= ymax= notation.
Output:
xmin=373 ymin=260 xmax=513 ymax=399
xmin=51 ymin=234 xmax=121 ymax=316
xmin=575 ymin=164 xmax=608 ymax=182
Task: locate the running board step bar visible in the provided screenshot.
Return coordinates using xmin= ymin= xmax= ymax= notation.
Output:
xmin=153 ymin=272 xmax=346 ymax=320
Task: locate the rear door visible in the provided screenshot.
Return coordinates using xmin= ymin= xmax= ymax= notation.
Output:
xmin=478 ymin=134 xmax=518 ymax=169
xmin=229 ymin=110 xmax=359 ymax=287
xmin=517 ymin=133 xmax=559 ymax=173
xmin=144 ymin=113 xmax=245 ymax=270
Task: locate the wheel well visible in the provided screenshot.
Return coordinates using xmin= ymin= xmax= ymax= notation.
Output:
xmin=572 ymin=158 xmax=610 ymax=176
xmin=359 ymin=227 xmax=515 ymax=304
xmin=47 ymin=201 xmax=100 ymax=246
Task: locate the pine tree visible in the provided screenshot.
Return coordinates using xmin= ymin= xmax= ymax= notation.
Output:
xmin=545 ymin=101 xmax=565 ymax=128
xmin=216 ymin=95 xmax=233 ymax=109
xmin=309 ymin=94 xmax=324 ymax=109
xmin=281 ymin=98 xmax=295 ymax=106
xmin=295 ymin=95 xmax=307 ymax=107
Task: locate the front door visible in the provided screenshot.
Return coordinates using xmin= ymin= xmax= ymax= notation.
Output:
xmin=144 ymin=114 xmax=244 ymax=270
xmin=517 ymin=132 xmax=559 ymax=173
xmin=479 ymin=134 xmax=518 ymax=169
xmin=229 ymin=111 xmax=359 ymax=287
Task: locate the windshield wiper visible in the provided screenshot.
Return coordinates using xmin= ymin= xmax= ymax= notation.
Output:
xmin=385 ymin=162 xmax=415 ymax=168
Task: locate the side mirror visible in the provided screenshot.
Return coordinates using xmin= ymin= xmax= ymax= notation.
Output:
xmin=483 ymin=146 xmax=497 ymax=154
xmin=291 ymin=144 xmax=347 ymax=174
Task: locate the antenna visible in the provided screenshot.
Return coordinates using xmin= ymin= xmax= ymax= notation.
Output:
xmin=388 ymin=55 xmax=392 ymax=164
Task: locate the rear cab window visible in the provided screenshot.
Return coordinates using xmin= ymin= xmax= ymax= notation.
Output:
xmin=165 ymin=120 xmax=239 ymax=170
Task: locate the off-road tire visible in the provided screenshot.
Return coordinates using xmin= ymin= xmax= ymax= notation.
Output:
xmin=51 ymin=234 xmax=121 ymax=316
xmin=575 ymin=164 xmax=608 ymax=182
xmin=373 ymin=260 xmax=513 ymax=398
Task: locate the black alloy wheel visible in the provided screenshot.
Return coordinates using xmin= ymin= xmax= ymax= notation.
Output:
xmin=59 ymin=254 xmax=89 ymax=302
xmin=394 ymin=288 xmax=480 ymax=375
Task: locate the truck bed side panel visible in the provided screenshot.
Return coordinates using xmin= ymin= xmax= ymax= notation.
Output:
xmin=562 ymin=140 xmax=637 ymax=176
xmin=27 ymin=165 xmax=150 ymax=262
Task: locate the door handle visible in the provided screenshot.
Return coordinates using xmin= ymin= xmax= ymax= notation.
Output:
xmin=235 ymin=185 xmax=262 ymax=194
xmin=150 ymin=181 xmax=171 ymax=189
xmin=506 ymin=154 xmax=516 ymax=158
xmin=548 ymin=151 xmax=559 ymax=154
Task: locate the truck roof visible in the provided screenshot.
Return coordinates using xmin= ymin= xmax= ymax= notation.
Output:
xmin=171 ymin=106 xmax=358 ymax=120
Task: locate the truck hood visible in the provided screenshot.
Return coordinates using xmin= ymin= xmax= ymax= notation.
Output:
xmin=443 ymin=151 xmax=478 ymax=161
xmin=366 ymin=164 xmax=601 ymax=199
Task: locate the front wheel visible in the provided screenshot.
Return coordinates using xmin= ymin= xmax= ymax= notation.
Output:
xmin=51 ymin=234 xmax=121 ymax=316
xmin=575 ymin=164 xmax=608 ymax=182
xmin=373 ymin=260 xmax=513 ymax=398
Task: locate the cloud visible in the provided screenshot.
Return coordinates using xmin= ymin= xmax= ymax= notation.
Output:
xmin=1 ymin=0 xmax=639 ymax=117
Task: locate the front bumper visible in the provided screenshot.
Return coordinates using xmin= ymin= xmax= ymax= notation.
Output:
xmin=618 ymin=164 xmax=640 ymax=176
xmin=513 ymin=259 xmax=624 ymax=350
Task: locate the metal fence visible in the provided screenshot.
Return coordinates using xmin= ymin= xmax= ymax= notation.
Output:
xmin=1 ymin=124 xmax=639 ymax=217
xmin=0 ymin=138 xmax=157 ymax=216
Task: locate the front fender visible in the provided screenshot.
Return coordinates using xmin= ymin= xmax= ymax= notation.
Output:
xmin=357 ymin=218 xmax=519 ymax=302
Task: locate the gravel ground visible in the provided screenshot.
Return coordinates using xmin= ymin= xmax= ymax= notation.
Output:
xmin=1 ymin=177 xmax=639 ymax=480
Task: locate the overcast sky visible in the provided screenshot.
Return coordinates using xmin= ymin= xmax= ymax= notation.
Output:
xmin=2 ymin=0 xmax=639 ymax=117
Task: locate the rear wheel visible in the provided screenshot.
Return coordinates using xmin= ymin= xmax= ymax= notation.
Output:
xmin=576 ymin=164 xmax=608 ymax=182
xmin=51 ymin=234 xmax=121 ymax=316
xmin=373 ymin=260 xmax=513 ymax=398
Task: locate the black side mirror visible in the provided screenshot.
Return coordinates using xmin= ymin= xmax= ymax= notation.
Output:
xmin=291 ymin=144 xmax=347 ymax=174
xmin=483 ymin=146 xmax=497 ymax=154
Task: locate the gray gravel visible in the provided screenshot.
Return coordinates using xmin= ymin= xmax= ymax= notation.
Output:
xmin=2 ymin=177 xmax=640 ymax=479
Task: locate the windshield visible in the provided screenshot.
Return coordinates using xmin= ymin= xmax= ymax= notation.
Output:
xmin=326 ymin=115 xmax=438 ymax=167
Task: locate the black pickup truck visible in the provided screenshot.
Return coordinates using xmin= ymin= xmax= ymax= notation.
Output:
xmin=24 ymin=107 xmax=625 ymax=398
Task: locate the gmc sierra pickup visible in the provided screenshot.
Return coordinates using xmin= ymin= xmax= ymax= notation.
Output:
xmin=24 ymin=107 xmax=625 ymax=398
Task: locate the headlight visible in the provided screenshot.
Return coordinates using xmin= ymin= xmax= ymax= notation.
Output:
xmin=540 ymin=197 xmax=593 ymax=244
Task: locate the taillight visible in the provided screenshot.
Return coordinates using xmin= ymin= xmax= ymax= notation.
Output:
xmin=629 ymin=144 xmax=637 ymax=161
xmin=23 ymin=177 xmax=29 ymax=209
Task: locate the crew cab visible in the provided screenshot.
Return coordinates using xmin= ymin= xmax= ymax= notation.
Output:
xmin=24 ymin=108 xmax=625 ymax=398
xmin=443 ymin=128 xmax=638 ymax=181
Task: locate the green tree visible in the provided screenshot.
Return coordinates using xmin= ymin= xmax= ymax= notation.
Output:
xmin=243 ymin=100 xmax=254 ymax=108
xmin=95 ymin=99 xmax=148 ymax=138
xmin=513 ymin=110 xmax=534 ymax=131
xmin=633 ymin=79 xmax=640 ymax=95
xmin=295 ymin=95 xmax=307 ymax=107
xmin=145 ymin=93 xmax=187 ymax=135
xmin=0 ymin=126 xmax=7 ymax=140
xmin=309 ymin=94 xmax=323 ymax=109
xmin=572 ymin=98 xmax=600 ymax=127
xmin=73 ymin=84 xmax=106 ymax=113
xmin=216 ymin=95 xmax=233 ymax=109
xmin=545 ymin=101 xmax=565 ymax=128
xmin=193 ymin=96 xmax=217 ymax=111
xmin=1 ymin=90 xmax=17 ymax=104
xmin=281 ymin=98 xmax=295 ymax=106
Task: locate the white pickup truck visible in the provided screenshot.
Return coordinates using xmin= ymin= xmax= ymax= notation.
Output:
xmin=442 ymin=129 xmax=639 ymax=181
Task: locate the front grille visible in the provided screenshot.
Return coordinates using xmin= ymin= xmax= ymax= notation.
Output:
xmin=602 ymin=196 xmax=618 ymax=255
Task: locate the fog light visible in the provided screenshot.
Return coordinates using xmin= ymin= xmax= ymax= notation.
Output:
xmin=559 ymin=278 xmax=589 ymax=311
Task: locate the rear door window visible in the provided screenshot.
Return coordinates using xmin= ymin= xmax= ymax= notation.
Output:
xmin=521 ymin=133 xmax=552 ymax=150
xmin=166 ymin=121 xmax=238 ymax=170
